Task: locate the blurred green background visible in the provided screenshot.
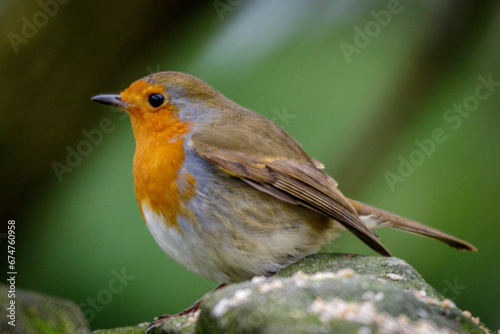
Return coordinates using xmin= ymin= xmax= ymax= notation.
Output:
xmin=1 ymin=0 xmax=499 ymax=331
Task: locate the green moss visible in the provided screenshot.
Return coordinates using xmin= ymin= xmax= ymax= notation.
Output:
xmin=30 ymin=315 xmax=62 ymax=334
xmin=92 ymin=326 xmax=149 ymax=334
xmin=0 ymin=283 xmax=90 ymax=334
xmin=144 ymin=314 xmax=197 ymax=334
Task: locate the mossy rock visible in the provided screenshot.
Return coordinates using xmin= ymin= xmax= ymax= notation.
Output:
xmin=277 ymin=253 xmax=442 ymax=298
xmin=94 ymin=315 xmax=197 ymax=334
xmin=0 ymin=283 xmax=90 ymax=334
xmin=3 ymin=254 xmax=492 ymax=334
xmin=148 ymin=254 xmax=490 ymax=334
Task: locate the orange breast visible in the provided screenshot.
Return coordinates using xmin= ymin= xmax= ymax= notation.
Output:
xmin=131 ymin=114 xmax=193 ymax=230
xmin=133 ymin=140 xmax=183 ymax=228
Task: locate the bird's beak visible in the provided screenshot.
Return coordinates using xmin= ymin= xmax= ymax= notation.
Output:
xmin=91 ymin=94 xmax=130 ymax=109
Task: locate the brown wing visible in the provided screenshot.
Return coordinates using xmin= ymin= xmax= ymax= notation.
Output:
xmin=188 ymin=139 xmax=392 ymax=256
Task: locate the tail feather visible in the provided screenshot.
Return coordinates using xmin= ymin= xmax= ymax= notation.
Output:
xmin=348 ymin=199 xmax=477 ymax=251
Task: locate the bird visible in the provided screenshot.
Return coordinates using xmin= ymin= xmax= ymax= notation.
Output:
xmin=92 ymin=71 xmax=476 ymax=313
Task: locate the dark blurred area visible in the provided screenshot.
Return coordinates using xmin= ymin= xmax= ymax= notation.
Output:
xmin=1 ymin=0 xmax=499 ymax=330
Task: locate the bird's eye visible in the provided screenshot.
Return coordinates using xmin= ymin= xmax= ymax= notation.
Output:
xmin=148 ymin=93 xmax=165 ymax=108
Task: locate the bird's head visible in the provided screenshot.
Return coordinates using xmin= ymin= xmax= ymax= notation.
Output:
xmin=92 ymin=71 xmax=225 ymax=140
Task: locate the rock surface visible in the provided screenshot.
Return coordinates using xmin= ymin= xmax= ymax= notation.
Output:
xmin=2 ymin=254 xmax=493 ymax=334
xmin=147 ymin=254 xmax=490 ymax=334
xmin=0 ymin=282 xmax=90 ymax=334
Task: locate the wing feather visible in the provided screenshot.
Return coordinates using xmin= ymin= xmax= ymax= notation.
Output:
xmin=189 ymin=139 xmax=391 ymax=256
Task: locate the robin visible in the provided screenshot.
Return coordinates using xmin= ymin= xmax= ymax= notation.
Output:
xmin=92 ymin=71 xmax=475 ymax=317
